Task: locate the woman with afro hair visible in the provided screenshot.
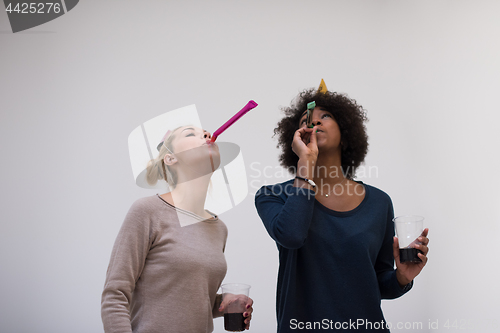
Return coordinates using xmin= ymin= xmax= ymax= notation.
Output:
xmin=255 ymin=82 xmax=429 ymax=333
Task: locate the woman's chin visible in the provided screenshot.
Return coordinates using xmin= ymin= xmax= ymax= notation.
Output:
xmin=316 ymin=143 xmax=341 ymax=154
xmin=206 ymin=149 xmax=221 ymax=170
xmin=195 ymin=154 xmax=221 ymax=174
xmin=213 ymin=158 xmax=221 ymax=170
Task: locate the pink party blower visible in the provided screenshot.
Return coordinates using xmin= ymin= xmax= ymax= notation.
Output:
xmin=210 ymin=100 xmax=258 ymax=142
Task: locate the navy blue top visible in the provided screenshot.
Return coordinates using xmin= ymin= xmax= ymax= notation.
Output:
xmin=255 ymin=180 xmax=412 ymax=332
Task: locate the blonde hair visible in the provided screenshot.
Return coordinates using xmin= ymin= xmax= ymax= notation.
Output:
xmin=146 ymin=126 xmax=183 ymax=188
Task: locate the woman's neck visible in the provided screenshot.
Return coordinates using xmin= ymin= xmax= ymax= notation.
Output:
xmin=313 ymin=149 xmax=346 ymax=186
xmin=169 ymin=174 xmax=211 ymax=218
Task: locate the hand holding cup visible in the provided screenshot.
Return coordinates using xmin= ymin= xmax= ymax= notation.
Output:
xmin=219 ymin=284 xmax=253 ymax=331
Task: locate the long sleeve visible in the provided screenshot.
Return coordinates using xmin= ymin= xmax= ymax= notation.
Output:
xmin=374 ymin=197 xmax=413 ymax=299
xmin=211 ymin=293 xmax=223 ymax=318
xmin=255 ymin=182 xmax=316 ymax=249
xmin=101 ymin=195 xmax=227 ymax=333
xmin=101 ymin=200 xmax=152 ymax=333
xmin=256 ymin=181 xmax=412 ymax=332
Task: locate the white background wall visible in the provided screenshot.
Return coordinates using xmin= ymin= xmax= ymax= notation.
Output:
xmin=1 ymin=1 xmax=499 ymax=332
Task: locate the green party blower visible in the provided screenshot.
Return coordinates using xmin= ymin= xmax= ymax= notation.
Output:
xmin=306 ymin=101 xmax=316 ymax=128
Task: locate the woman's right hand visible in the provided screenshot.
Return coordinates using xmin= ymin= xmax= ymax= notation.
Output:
xmin=292 ymin=126 xmax=319 ymax=163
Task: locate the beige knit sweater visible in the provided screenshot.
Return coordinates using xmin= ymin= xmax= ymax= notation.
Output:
xmin=101 ymin=194 xmax=228 ymax=333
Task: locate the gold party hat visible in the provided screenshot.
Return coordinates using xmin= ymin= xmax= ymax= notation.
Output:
xmin=318 ymin=79 xmax=328 ymax=93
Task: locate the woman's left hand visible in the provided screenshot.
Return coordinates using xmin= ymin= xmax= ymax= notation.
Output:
xmin=393 ymin=228 xmax=429 ymax=287
xmin=219 ymin=295 xmax=254 ymax=330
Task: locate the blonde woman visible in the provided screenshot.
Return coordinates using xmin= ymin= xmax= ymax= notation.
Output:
xmin=102 ymin=126 xmax=253 ymax=333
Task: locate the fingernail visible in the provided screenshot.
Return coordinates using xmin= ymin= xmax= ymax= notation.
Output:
xmin=246 ymin=305 xmax=250 ymax=309
xmin=244 ymin=312 xmax=248 ymax=317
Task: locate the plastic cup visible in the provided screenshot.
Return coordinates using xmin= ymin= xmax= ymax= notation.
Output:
xmin=221 ymin=283 xmax=251 ymax=332
xmin=393 ymin=215 xmax=424 ymax=263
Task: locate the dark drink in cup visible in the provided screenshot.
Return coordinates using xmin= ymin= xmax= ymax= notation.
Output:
xmin=399 ymin=248 xmax=423 ymax=263
xmin=221 ymin=283 xmax=251 ymax=332
xmin=224 ymin=313 xmax=245 ymax=332
xmin=393 ymin=216 xmax=424 ymax=264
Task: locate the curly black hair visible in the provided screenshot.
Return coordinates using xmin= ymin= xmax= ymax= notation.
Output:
xmin=274 ymin=88 xmax=368 ymax=179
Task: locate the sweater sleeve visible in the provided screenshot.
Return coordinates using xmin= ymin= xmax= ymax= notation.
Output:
xmin=254 ymin=182 xmax=316 ymax=249
xmin=212 ymin=226 xmax=228 ymax=319
xmin=374 ymin=197 xmax=413 ymax=299
xmin=212 ymin=293 xmax=223 ymax=318
xmin=101 ymin=199 xmax=153 ymax=333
